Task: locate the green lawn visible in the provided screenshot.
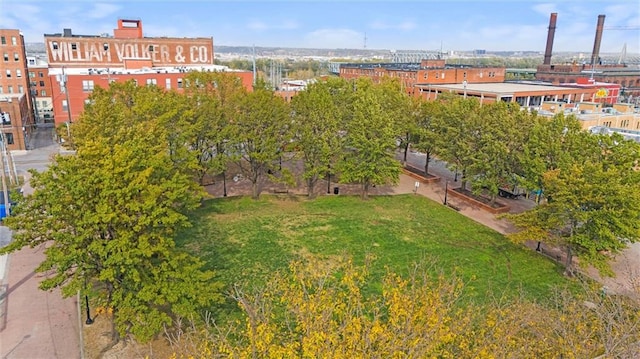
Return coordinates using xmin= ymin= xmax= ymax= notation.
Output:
xmin=176 ymin=194 xmax=571 ymax=306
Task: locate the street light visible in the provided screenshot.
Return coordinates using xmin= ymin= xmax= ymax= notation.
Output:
xmin=443 ymin=180 xmax=449 ymax=205
xmin=327 ymin=164 xmax=331 ymax=194
xmin=85 ymin=294 xmax=94 ymax=325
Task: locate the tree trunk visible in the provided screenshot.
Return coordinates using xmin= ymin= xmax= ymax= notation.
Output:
xmin=564 ymin=245 xmax=574 ymax=277
xmin=424 ymin=151 xmax=431 ymax=175
xmin=251 ymin=181 xmax=259 ymax=200
xmin=362 ymin=180 xmax=370 ymax=200
xmin=307 ymin=176 xmax=317 ymax=199
xmin=402 ymin=135 xmax=410 ymax=165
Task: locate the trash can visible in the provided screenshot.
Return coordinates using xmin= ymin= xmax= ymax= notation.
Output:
xmin=333 ymin=187 xmax=339 ymax=195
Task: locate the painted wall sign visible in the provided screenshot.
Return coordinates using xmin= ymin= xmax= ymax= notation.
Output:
xmin=45 ymin=38 xmax=213 ymax=66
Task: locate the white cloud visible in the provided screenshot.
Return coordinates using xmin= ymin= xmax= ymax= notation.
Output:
xmin=304 ymin=28 xmax=362 ymax=49
xmin=87 ymin=3 xmax=122 ymax=20
xmin=369 ymin=20 xmax=417 ymax=31
xmin=247 ymin=19 xmax=299 ymax=31
xmin=532 ymin=3 xmax=558 ymax=17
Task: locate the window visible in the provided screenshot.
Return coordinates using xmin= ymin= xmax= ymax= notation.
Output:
xmin=103 ymin=43 xmax=109 ymax=51
xmin=146 ymin=78 xmax=157 ymax=86
xmin=82 ymin=80 xmax=94 ymax=91
xmin=39 ymin=72 xmax=44 ymax=78
xmin=29 ymin=71 xmax=35 ymax=78
xmin=28 ymin=58 xmax=35 ymax=65
xmin=41 ymin=90 xmax=46 ymax=96
xmin=39 ymin=80 xmax=45 ymax=87
xmin=0 ymin=86 xmax=3 ymax=94
xmin=84 ymin=99 xmax=93 ymax=105
xmin=71 ymin=43 xmax=77 ymax=50
xmin=5 ymin=70 xmax=10 ymax=78
xmin=16 ymin=69 xmax=21 ymax=78
xmin=165 ymin=78 xmax=171 ymax=89
xmin=30 ymin=81 xmax=37 ymax=87
xmin=5 ymin=133 xmax=14 ymax=145
xmin=3 ymin=53 xmax=7 ymax=61
xmin=14 ymin=53 xmax=19 ymax=61
xmin=52 ymin=42 xmax=59 ymax=50
xmin=8 ymin=85 xmax=13 ymax=93
xmin=62 ymin=100 xmax=68 ymax=111
xmin=0 ymin=37 xmax=5 ymax=45
xmin=177 ymin=78 xmax=183 ymax=88
xmin=18 ymin=85 xmax=23 ymax=93
xmin=11 ymin=37 xmax=16 ymax=46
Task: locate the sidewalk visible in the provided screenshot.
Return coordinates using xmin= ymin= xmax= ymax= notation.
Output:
xmin=0 ymin=170 xmax=81 ymax=359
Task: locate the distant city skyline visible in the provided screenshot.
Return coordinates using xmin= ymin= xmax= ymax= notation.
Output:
xmin=2 ymin=0 xmax=639 ymax=54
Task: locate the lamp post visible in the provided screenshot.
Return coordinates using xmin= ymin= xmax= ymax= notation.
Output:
xmin=85 ymin=294 xmax=94 ymax=325
xmin=463 ymin=80 xmax=467 ymax=99
xmin=443 ymin=181 xmax=449 ymax=205
xmin=222 ymin=171 xmax=227 ymax=197
xmin=327 ymin=171 xmax=331 ymax=194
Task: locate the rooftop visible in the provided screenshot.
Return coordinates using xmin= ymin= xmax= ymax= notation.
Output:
xmin=416 ymin=82 xmax=581 ymax=94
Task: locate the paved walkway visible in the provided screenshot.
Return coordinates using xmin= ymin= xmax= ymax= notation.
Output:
xmin=1 ymin=146 xmax=81 ymax=359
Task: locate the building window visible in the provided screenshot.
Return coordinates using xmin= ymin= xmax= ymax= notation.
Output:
xmin=103 ymin=43 xmax=109 ymax=50
xmin=39 ymin=72 xmax=44 ymax=77
xmin=39 ymin=80 xmax=45 ymax=87
xmin=30 ymin=81 xmax=37 ymax=87
xmin=28 ymin=58 xmax=35 ymax=65
xmin=84 ymin=99 xmax=93 ymax=105
xmin=165 ymin=78 xmax=171 ymax=89
xmin=52 ymin=42 xmax=59 ymax=50
xmin=29 ymin=71 xmax=35 ymax=78
xmin=146 ymin=78 xmax=157 ymax=86
xmin=0 ymin=86 xmax=3 ymax=94
xmin=18 ymin=85 xmax=23 ymax=93
xmin=62 ymin=100 xmax=68 ymax=111
xmin=16 ymin=69 xmax=21 ymax=78
xmin=8 ymin=85 xmax=13 ymax=93
xmin=3 ymin=53 xmax=7 ymax=61
xmin=82 ymin=80 xmax=94 ymax=91
xmin=14 ymin=53 xmax=19 ymax=61
xmin=41 ymin=90 xmax=46 ymax=96
xmin=177 ymin=78 xmax=183 ymax=88
xmin=5 ymin=133 xmax=14 ymax=145
xmin=5 ymin=70 xmax=10 ymax=78
xmin=11 ymin=37 xmax=16 ymax=46
xmin=71 ymin=43 xmax=77 ymax=50
xmin=0 ymin=37 xmax=5 ymax=45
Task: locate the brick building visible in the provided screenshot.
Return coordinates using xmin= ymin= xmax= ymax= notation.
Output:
xmin=45 ymin=19 xmax=253 ymax=126
xmin=339 ymin=59 xmax=505 ymax=96
xmin=0 ymin=29 xmax=35 ymax=150
xmin=0 ymin=94 xmax=31 ymax=151
xmin=26 ymin=55 xmax=54 ymax=123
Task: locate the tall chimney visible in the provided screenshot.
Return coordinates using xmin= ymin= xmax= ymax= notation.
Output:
xmin=543 ymin=13 xmax=558 ymax=65
xmin=591 ymin=15 xmax=606 ymax=66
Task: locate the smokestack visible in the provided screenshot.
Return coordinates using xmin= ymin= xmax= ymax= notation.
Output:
xmin=591 ymin=14 xmax=605 ymax=66
xmin=543 ymin=13 xmax=558 ymax=65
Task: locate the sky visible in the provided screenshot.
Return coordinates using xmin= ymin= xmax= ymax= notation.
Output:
xmin=1 ymin=0 xmax=639 ymax=54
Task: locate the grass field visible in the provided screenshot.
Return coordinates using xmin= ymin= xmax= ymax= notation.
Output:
xmin=176 ymin=194 xmax=572 ymax=307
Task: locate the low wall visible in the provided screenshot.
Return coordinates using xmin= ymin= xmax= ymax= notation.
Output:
xmin=447 ymin=188 xmax=510 ymax=214
xmin=402 ymin=167 xmax=441 ymax=184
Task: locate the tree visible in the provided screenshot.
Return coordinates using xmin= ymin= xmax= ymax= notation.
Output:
xmin=509 ymin=132 xmax=640 ymax=276
xmin=229 ymin=80 xmax=291 ymax=199
xmin=337 ymin=78 xmax=402 ymax=199
xmin=411 ymin=97 xmax=444 ymax=175
xmin=437 ymin=95 xmax=482 ymax=190
xmin=179 ymin=72 xmax=246 ymax=188
xmin=2 ymin=82 xmax=222 ymax=343
xmin=290 ymin=78 xmax=342 ymax=198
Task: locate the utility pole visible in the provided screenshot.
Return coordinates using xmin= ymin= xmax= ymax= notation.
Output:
xmin=0 ymin=134 xmax=9 ymax=218
xmin=62 ymin=66 xmax=73 ymax=124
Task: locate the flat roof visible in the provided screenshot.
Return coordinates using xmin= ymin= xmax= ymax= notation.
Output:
xmin=416 ymin=82 xmax=592 ymax=94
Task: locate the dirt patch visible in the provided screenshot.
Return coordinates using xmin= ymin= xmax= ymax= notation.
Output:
xmin=83 ymin=314 xmax=174 ymax=359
